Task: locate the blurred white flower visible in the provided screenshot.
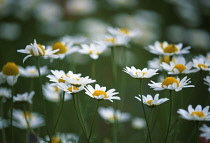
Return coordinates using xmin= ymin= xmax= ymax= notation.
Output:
xmin=98 ymin=107 xmax=131 ymax=123
xmin=19 ymin=65 xmax=48 ymax=78
xmin=131 ymin=117 xmax=146 ymax=130
xmin=147 ymin=55 xmax=172 ymax=70
xmin=0 ymin=22 xmax=21 ymax=41
xmin=177 ymin=105 xmax=210 ymax=121
xmin=108 ymin=27 xmax=141 ymax=38
xmin=192 ymin=56 xmax=210 ymax=71
xmin=101 ymin=35 xmax=130 ymax=47
xmin=106 ymin=0 xmax=138 ymax=8
xmin=60 ymin=35 xmax=87 ymax=45
xmin=13 ymin=91 xmax=35 ymax=104
xmin=13 ymin=109 xmax=45 ymax=129
xmin=200 ymin=124 xmax=210 ymax=140
xmin=0 ymin=117 xmax=8 ymax=129
xmin=0 ymin=87 xmax=11 ymax=100
xmin=204 ymin=75 xmax=210 ymax=92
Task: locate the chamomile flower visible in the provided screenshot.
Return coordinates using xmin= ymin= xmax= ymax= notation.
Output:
xmin=148 ymin=76 xmax=194 ymax=92
xmin=0 ymin=87 xmax=11 ymax=100
xmin=147 ymin=55 xmax=172 ymax=70
xmin=19 ymin=65 xmax=48 ymax=78
xmin=43 ymin=83 xmax=71 ymax=102
xmin=160 ymin=56 xmax=198 ymax=74
xmin=57 ymin=83 xmax=84 ymax=94
xmin=64 ymin=76 xmax=96 ymax=87
xmin=17 ymin=39 xmax=59 ymax=63
xmin=108 ymin=27 xmax=141 ymax=38
xmin=13 ymin=91 xmax=35 ymax=104
xmin=13 ymin=109 xmax=45 ymax=129
xmin=200 ymin=124 xmax=210 ymax=140
xmin=79 ymin=43 xmax=107 ymax=60
xmin=135 ymin=94 xmax=169 ymax=107
xmin=47 ymin=70 xmax=81 ymax=86
xmin=84 ymin=84 xmax=120 ymax=102
xmin=123 ymin=66 xmax=158 ymax=79
xmin=147 ymin=41 xmax=191 ymax=56
xmin=192 ymin=57 xmax=210 ymax=71
xmin=177 ymin=105 xmax=210 ymax=121
xmin=204 ymin=75 xmax=210 ymax=92
xmin=131 ymin=117 xmax=146 ymax=130
xmin=98 ymin=107 xmax=130 ymax=123
xmin=0 ymin=117 xmax=8 ymax=129
xmin=103 ymin=35 xmax=130 ymax=47
xmin=49 ymin=40 xmax=79 ymax=59
xmin=0 ymin=62 xmax=20 ymax=86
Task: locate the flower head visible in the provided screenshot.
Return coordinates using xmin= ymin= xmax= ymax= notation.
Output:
xmin=148 ymin=76 xmax=194 ymax=92
xmin=131 ymin=117 xmax=146 ymax=130
xmin=147 ymin=41 xmax=191 ymax=56
xmin=0 ymin=62 xmax=20 ymax=86
xmin=160 ymin=56 xmax=198 ymax=74
xmin=108 ymin=27 xmax=141 ymax=38
xmin=0 ymin=87 xmax=11 ymax=100
xmin=13 ymin=109 xmax=45 ymax=129
xmin=85 ymin=84 xmax=120 ymax=102
xmin=177 ymin=105 xmax=210 ymax=121
xmin=19 ymin=65 xmax=48 ymax=78
xmin=102 ymin=35 xmax=130 ymax=47
xmin=0 ymin=117 xmax=8 ymax=129
xmin=13 ymin=91 xmax=35 ymax=104
xmin=98 ymin=107 xmax=130 ymax=123
xmin=192 ymin=56 xmax=210 ymax=71
xmin=204 ymin=75 xmax=210 ymax=92
xmin=17 ymin=39 xmax=59 ymax=63
xmin=123 ymin=66 xmax=158 ymax=79
xmin=200 ymin=124 xmax=210 ymax=140
xmin=135 ymin=94 xmax=169 ymax=107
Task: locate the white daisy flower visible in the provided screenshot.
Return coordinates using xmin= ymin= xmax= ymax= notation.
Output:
xmin=48 ymin=40 xmax=79 ymax=59
xmin=160 ymin=56 xmax=198 ymax=74
xmin=102 ymin=35 xmax=130 ymax=47
xmin=13 ymin=91 xmax=35 ymax=104
xmin=0 ymin=62 xmax=20 ymax=86
xmin=0 ymin=87 xmax=11 ymax=100
xmin=57 ymin=83 xmax=84 ymax=94
xmin=148 ymin=76 xmax=194 ymax=92
xmin=63 ymin=75 xmax=96 ymax=87
xmin=46 ymin=70 xmax=81 ymax=86
xmin=147 ymin=55 xmax=172 ymax=70
xmin=192 ymin=57 xmax=210 ymax=71
xmin=200 ymin=124 xmax=210 ymax=140
xmin=84 ymin=84 xmax=120 ymax=102
xmin=19 ymin=65 xmax=48 ymax=78
xmin=40 ymin=132 xmax=79 ymax=143
xmin=79 ymin=43 xmax=107 ymax=60
xmin=123 ymin=66 xmax=158 ymax=79
xmin=17 ymin=39 xmax=59 ymax=63
xmin=0 ymin=117 xmax=8 ymax=129
xmin=135 ymin=94 xmax=169 ymax=107
xmin=177 ymin=105 xmax=210 ymax=121
xmin=108 ymin=27 xmax=141 ymax=38
xmin=147 ymin=41 xmax=191 ymax=56
xmin=43 ymin=83 xmax=71 ymax=102
xmin=98 ymin=107 xmax=131 ymax=123
xmin=204 ymin=75 xmax=210 ymax=92
xmin=131 ymin=117 xmax=146 ymax=130
xmin=13 ymin=109 xmax=45 ymax=129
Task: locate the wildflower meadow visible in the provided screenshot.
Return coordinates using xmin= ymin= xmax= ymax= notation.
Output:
xmin=0 ymin=0 xmax=210 ymax=143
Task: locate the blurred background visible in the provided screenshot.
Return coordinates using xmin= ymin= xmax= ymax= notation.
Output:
xmin=0 ymin=0 xmax=210 ymax=142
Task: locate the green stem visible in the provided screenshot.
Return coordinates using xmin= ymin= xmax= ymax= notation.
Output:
xmin=88 ymin=100 xmax=100 ymax=143
xmin=196 ymin=121 xmax=200 ymax=143
xmin=1 ymin=102 xmax=7 ymax=143
xmin=139 ymin=79 xmax=152 ymax=143
xmin=52 ymin=91 xmax=65 ymax=136
xmin=72 ymin=94 xmax=88 ymax=141
xmin=111 ymin=46 xmax=117 ymax=87
xmin=146 ymin=108 xmax=154 ymax=143
xmin=23 ymin=104 xmax=40 ymax=143
xmin=36 ymin=57 xmax=51 ymax=141
xmin=92 ymin=60 xmax=96 ymax=79
xmin=10 ymin=85 xmax=15 ymax=143
xmin=164 ymin=90 xmax=173 ymax=143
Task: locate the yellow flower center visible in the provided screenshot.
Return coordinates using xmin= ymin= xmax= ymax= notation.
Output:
xmin=120 ymin=28 xmax=130 ymax=35
xmin=160 ymin=55 xmax=170 ymax=64
xmin=163 ymin=44 xmax=178 ymax=53
xmin=147 ymin=100 xmax=153 ymax=105
xmin=30 ymin=44 xmax=45 ymax=56
xmin=54 ymin=87 xmax=60 ymax=92
xmin=52 ymin=42 xmax=68 ymax=54
xmin=89 ymin=50 xmax=93 ymax=54
xmin=51 ymin=137 xmax=60 ymax=143
xmin=198 ymin=64 xmax=208 ymax=69
xmin=2 ymin=62 xmax=19 ymax=76
xmin=67 ymin=86 xmax=79 ymax=92
xmin=108 ymin=115 xmax=118 ymax=121
xmin=29 ymin=69 xmax=36 ymax=74
xmin=58 ymin=78 xmax=65 ymax=83
xmin=190 ymin=111 xmax=205 ymax=118
xmin=22 ymin=111 xmax=32 ymax=120
xmin=93 ymin=90 xmax=108 ymax=98
xmin=162 ymin=77 xmax=179 ymax=87
xmin=142 ymin=72 xmax=147 ymax=76
xmin=173 ymin=64 xmax=186 ymax=73
xmin=105 ymin=38 xmax=115 ymax=44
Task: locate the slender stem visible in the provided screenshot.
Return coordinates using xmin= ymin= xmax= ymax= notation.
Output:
xmin=36 ymin=57 xmax=51 ymax=140
xmin=111 ymin=46 xmax=117 ymax=87
xmin=139 ymin=79 xmax=152 ymax=143
xmin=196 ymin=121 xmax=200 ymax=143
xmin=92 ymin=60 xmax=96 ymax=79
xmin=164 ymin=90 xmax=173 ymax=143
xmin=23 ymin=105 xmax=40 ymax=143
xmin=52 ymin=91 xmax=65 ymax=136
xmin=10 ymin=85 xmax=15 ymax=143
xmin=146 ymin=108 xmax=154 ymax=143
xmin=1 ymin=102 xmax=7 ymax=143
xmin=88 ymin=100 xmax=100 ymax=143
xmin=72 ymin=94 xmax=88 ymax=140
